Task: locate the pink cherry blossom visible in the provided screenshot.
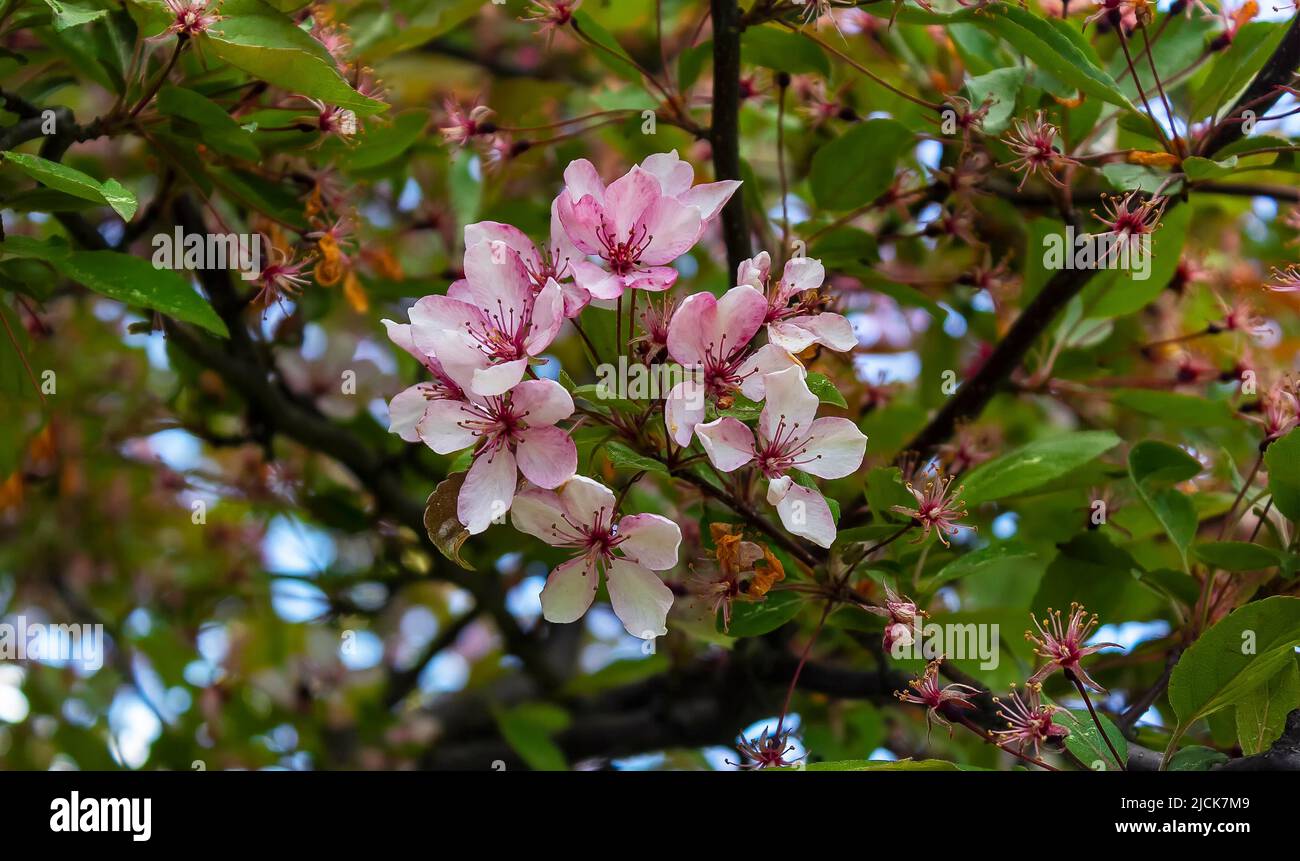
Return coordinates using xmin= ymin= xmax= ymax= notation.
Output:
xmin=416 ymin=379 xmax=577 ymax=534
xmin=464 ymin=200 xmax=590 ymax=318
xmin=694 ymin=367 xmax=867 ymax=547
xmin=737 ymin=252 xmax=857 ymax=354
xmin=408 ymin=240 xmax=564 ymax=397
xmin=555 ymin=154 xmax=736 ymax=299
xmin=1025 ymin=604 xmax=1122 ymax=694
xmin=662 ymin=284 xmax=800 ymax=445
xmin=511 ymin=476 xmax=680 ymax=637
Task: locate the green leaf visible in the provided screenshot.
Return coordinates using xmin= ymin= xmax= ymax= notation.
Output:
xmin=1166 ymin=596 xmax=1300 ymax=764
xmin=157 ymin=86 xmax=260 ymax=160
xmin=1128 ymin=440 xmax=1201 ymax=560
xmin=1167 ymin=745 xmax=1229 ymax=771
xmin=0 ymin=151 xmax=137 ymax=220
xmin=1111 ymin=388 xmax=1234 ymax=428
xmin=974 ymin=6 xmax=1134 ymax=110
xmin=1265 ymin=429 xmax=1300 ymax=522
xmin=1235 ymin=658 xmax=1300 ymax=756
xmin=1193 ymin=541 xmax=1282 ymax=572
xmin=963 ymin=66 xmax=1025 ymax=135
xmin=204 ymin=0 xmax=385 ymax=116
xmin=1058 ymin=708 xmax=1127 ymax=771
xmin=722 ymin=590 xmax=802 ymax=638
xmin=603 ymin=441 xmax=668 ymax=475
xmin=809 ymin=119 xmax=913 ymax=211
xmin=805 ymin=372 xmax=847 ymax=408
xmin=1 ymin=239 xmax=228 ymax=337
xmin=960 ymin=430 xmax=1120 ymax=505
xmin=493 ymin=703 xmax=570 ymax=771
xmin=741 ymin=26 xmax=830 ymax=77
xmin=570 ymin=10 xmax=640 ymax=83
xmin=338 ymin=109 xmax=429 ymax=170
xmin=1182 ymin=155 xmax=1238 ymax=181
xmin=561 ymin=655 xmax=669 ymax=696
xmin=864 ymin=466 xmax=916 ymax=524
xmin=924 ymin=542 xmax=1036 ymax=590
xmin=1087 ymin=203 xmax=1191 ymax=318
xmin=42 ymin=0 xmax=107 ymax=30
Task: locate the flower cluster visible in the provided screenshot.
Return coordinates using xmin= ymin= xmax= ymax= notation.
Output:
xmin=383 ymin=151 xmax=870 ymax=635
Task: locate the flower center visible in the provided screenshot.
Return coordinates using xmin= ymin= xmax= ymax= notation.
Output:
xmin=596 ymin=224 xmax=653 ymax=276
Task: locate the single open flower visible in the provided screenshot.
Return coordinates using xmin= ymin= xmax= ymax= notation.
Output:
xmin=737 ymin=252 xmax=857 ymax=354
xmin=890 ymin=470 xmax=970 ymax=547
xmin=1025 ymin=604 xmax=1122 ymax=693
xmin=417 ymin=379 xmax=577 ymax=534
xmin=512 ymin=476 xmax=680 ymax=638
xmin=663 ymin=284 xmax=800 ymax=445
xmin=694 ymin=366 xmax=867 ymax=547
xmin=409 ymin=240 xmax=564 ymax=396
xmin=1002 ymin=111 xmax=1079 ymax=190
xmin=729 ymin=726 xmax=802 ymax=769
xmin=556 ymin=154 xmax=736 ymax=299
xmin=992 ymin=684 xmax=1068 ymax=758
xmin=895 ymin=659 xmax=981 ymax=739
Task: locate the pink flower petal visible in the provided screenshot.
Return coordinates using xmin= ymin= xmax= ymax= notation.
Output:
xmin=572 ymin=259 xmax=627 ymax=300
xmin=605 ymin=558 xmax=674 ymax=639
xmin=679 ymin=179 xmax=742 ymax=224
xmin=540 ymin=556 xmax=600 ymax=624
xmin=470 ymin=358 xmax=529 ymax=397
xmin=666 ymin=291 xmax=714 ymax=367
xmin=523 ymin=278 xmax=565 ymax=355
xmin=772 ymin=480 xmax=837 ymax=548
xmin=780 ymin=256 xmax=825 ymax=293
xmin=789 ymin=312 xmax=857 ymax=352
xmin=557 ymin=193 xmax=608 ymax=256
xmin=458 ymin=447 xmax=518 ymax=534
xmin=461 ymin=239 xmax=532 ymax=325
xmin=408 ymin=295 xmax=481 ymax=357
xmin=617 ymin=514 xmax=682 ymax=571
xmin=767 ymin=320 xmax=819 ymax=354
xmin=415 ymin=398 xmax=480 ymax=454
xmin=760 ymin=366 xmax=819 ymax=443
xmin=621 ymin=266 xmax=678 ymax=293
xmin=604 ymin=166 xmax=663 ymax=237
xmin=636 ymin=195 xmax=702 ymax=265
xmin=515 ymin=425 xmax=578 ymax=489
xmin=510 ymin=378 xmax=574 ymax=426
xmin=463 ymin=220 xmax=542 ymax=273
xmin=736 ymin=252 xmax=771 ymax=289
xmin=387 ymin=383 xmax=433 ymax=442
xmin=738 ymin=343 xmax=801 ymax=401
xmin=664 ymin=378 xmax=707 ymax=446
xmin=713 ymin=284 xmax=767 ymax=349
xmin=558 ymin=475 xmax=616 ymax=528
xmin=563 ymin=158 xmax=606 ymax=205
xmin=800 ymin=417 xmax=868 ymax=480
xmin=695 ymin=417 xmax=756 ymax=472
xmin=638 ymin=150 xmax=694 ymax=197
xmin=510 ymin=484 xmax=567 ymax=545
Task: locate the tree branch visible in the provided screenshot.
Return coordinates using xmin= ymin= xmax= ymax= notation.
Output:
xmin=710 ymin=0 xmax=751 ymax=274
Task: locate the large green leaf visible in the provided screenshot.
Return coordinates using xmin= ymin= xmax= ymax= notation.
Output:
xmin=741 ymin=26 xmax=830 ymax=77
xmin=1265 ymin=429 xmax=1300 ymax=522
xmin=1235 ymin=658 xmax=1300 ymax=756
xmin=1128 ymin=440 xmax=1200 ymax=561
xmin=1058 ymin=708 xmax=1127 ymax=771
xmin=0 ymin=237 xmax=228 ymax=337
xmin=809 ymin=119 xmax=913 ymax=211
xmin=0 ymin=152 xmax=137 ymax=220
xmin=722 ymin=591 xmax=802 ymax=638
xmin=1165 ymin=596 xmax=1300 ymax=765
xmin=157 ymin=86 xmax=260 ymax=160
xmin=493 ymin=703 xmax=570 ymax=771
xmin=960 ymin=430 xmax=1120 ymax=505
xmin=204 ymin=0 xmax=385 ymax=116
xmin=974 ymin=6 xmax=1135 ymax=110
